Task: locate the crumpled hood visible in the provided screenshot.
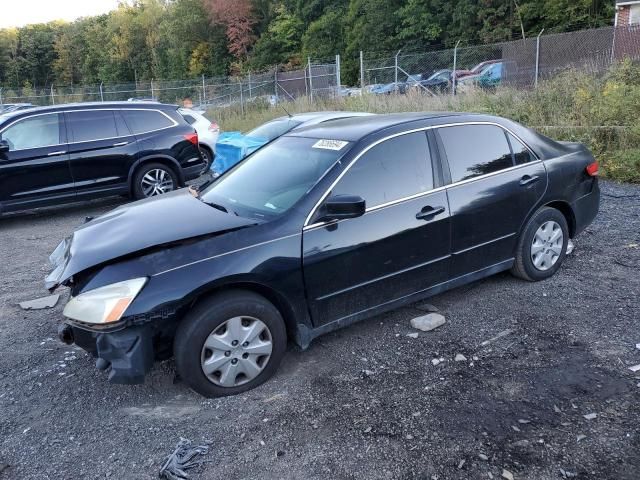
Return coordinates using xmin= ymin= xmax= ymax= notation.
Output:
xmin=45 ymin=189 xmax=256 ymax=290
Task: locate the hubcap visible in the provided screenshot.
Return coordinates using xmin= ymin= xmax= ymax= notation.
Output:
xmin=531 ymin=221 xmax=564 ymax=271
xmin=200 ymin=316 xmax=273 ymax=388
xmin=141 ymin=169 xmax=174 ymax=197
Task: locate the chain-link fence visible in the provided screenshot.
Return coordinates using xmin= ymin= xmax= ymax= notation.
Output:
xmin=361 ymin=25 xmax=640 ymax=96
xmin=1 ymin=26 xmax=640 ymax=112
xmin=0 ymin=56 xmax=341 ymax=110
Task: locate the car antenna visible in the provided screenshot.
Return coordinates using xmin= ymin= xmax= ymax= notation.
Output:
xmin=280 ymin=104 xmax=292 ymax=118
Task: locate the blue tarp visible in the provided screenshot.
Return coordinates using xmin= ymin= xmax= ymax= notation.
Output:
xmin=212 ymin=132 xmax=268 ymax=175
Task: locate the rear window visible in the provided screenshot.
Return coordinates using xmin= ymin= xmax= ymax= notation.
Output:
xmin=182 ymin=114 xmax=196 ymax=125
xmin=507 ymin=132 xmax=536 ymax=165
xmin=247 ymin=118 xmax=303 ymax=141
xmin=66 ymin=110 xmax=118 ymax=142
xmin=121 ymin=110 xmax=174 ymax=134
xmin=437 ymin=125 xmax=514 ymax=183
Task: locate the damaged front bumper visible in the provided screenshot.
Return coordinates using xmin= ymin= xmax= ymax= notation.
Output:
xmin=59 ymin=323 xmax=154 ymax=384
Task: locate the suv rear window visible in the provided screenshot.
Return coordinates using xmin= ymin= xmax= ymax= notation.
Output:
xmin=121 ymin=110 xmax=174 ymax=134
xmin=67 ymin=110 xmax=118 ymax=142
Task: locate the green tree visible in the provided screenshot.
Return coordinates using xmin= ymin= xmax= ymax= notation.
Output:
xmin=250 ymin=4 xmax=304 ymax=68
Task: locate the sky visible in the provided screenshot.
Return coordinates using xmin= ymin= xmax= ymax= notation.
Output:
xmin=0 ymin=0 xmax=120 ymax=29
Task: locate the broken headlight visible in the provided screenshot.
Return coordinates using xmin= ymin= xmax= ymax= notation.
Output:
xmin=63 ymin=277 xmax=148 ymax=325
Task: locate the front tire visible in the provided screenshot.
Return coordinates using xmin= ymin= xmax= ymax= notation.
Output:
xmin=174 ymin=291 xmax=287 ymax=397
xmin=511 ymin=207 xmax=569 ymax=282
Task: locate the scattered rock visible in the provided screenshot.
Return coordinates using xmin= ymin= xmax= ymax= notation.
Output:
xmin=406 ymin=332 xmax=419 ymax=339
xmin=410 ymin=313 xmax=446 ymax=332
xmin=553 ymin=405 xmax=562 ymax=413
xmin=576 ymin=434 xmax=586 ymax=442
xmin=518 ymin=419 xmax=530 ymax=424
xmin=560 ymin=468 xmax=577 ymax=478
xmin=566 ymin=239 xmax=575 ymax=255
xmin=502 ymin=469 xmax=514 ymax=480
xmin=457 ymin=459 xmax=465 ymax=469
xmin=478 ymin=453 xmax=489 ymax=461
xmin=405 ymin=434 xmax=413 ymax=440
xmin=511 ymin=425 xmax=521 ymax=432
xmin=415 ymin=302 xmax=439 ymax=313
xmin=431 ymin=358 xmax=442 ymax=366
xmin=362 ymin=369 xmax=375 ymax=377
xmin=511 ymin=440 xmax=529 ymax=448
xmin=19 ymin=294 xmax=60 ymax=310
xmin=636 ymin=343 xmax=640 ymax=350
xmin=454 ymin=354 xmax=467 ymax=362
xmin=628 ymin=364 xmax=640 ymax=373
xmin=364 ymin=427 xmax=372 ymax=433
xmin=583 ymin=413 xmax=597 ymax=420
xmin=480 ymin=329 xmax=513 ymax=347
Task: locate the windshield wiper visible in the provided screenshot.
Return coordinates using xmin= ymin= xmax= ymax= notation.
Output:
xmin=205 ymin=202 xmax=229 ymax=213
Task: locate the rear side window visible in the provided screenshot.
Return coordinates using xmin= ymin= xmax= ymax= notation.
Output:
xmin=333 ymin=132 xmax=434 ymax=208
xmin=0 ymin=113 xmax=62 ymax=150
xmin=507 ymin=132 xmax=536 ymax=165
xmin=66 ymin=110 xmax=118 ymax=142
xmin=182 ymin=114 xmax=196 ymax=125
xmin=121 ymin=110 xmax=174 ymax=135
xmin=438 ymin=125 xmax=514 ymax=183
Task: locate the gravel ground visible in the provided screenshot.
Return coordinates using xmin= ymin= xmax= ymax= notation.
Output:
xmin=0 ymin=180 xmax=639 ymax=480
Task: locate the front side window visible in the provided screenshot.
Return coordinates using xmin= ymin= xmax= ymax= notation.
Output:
xmin=332 ymin=132 xmax=434 ymax=208
xmin=67 ymin=110 xmax=118 ymax=142
xmin=121 ymin=110 xmax=173 ymax=135
xmin=0 ymin=113 xmax=62 ymax=150
xmin=438 ymin=125 xmax=514 ymax=183
xmin=201 ymin=136 xmax=349 ymax=219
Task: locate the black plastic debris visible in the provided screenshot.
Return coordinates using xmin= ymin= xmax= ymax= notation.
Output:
xmin=159 ymin=438 xmax=213 ymax=480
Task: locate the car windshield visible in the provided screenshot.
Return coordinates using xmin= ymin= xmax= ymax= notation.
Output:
xmin=201 ymin=136 xmax=351 ymax=219
xmin=247 ymin=118 xmax=303 ymax=141
xmin=428 ymin=70 xmax=450 ymax=81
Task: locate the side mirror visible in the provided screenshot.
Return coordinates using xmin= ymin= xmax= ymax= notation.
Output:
xmin=0 ymin=140 xmax=8 ymax=153
xmin=323 ymin=194 xmax=366 ymax=221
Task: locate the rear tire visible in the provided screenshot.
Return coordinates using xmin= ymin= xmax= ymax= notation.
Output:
xmin=132 ymin=163 xmax=178 ymax=200
xmin=174 ymin=291 xmax=287 ymax=398
xmin=199 ymin=147 xmax=214 ymax=174
xmin=511 ymin=207 xmax=569 ymax=282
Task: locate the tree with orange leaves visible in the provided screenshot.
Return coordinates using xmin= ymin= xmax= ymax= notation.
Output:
xmin=203 ymin=0 xmax=256 ymax=59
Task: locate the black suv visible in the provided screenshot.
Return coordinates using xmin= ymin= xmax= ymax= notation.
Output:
xmin=0 ymin=102 xmax=204 ymax=214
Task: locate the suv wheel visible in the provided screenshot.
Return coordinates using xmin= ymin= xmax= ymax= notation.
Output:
xmin=174 ymin=291 xmax=287 ymax=397
xmin=511 ymin=207 xmax=569 ymax=282
xmin=132 ymin=163 xmax=178 ymax=200
xmin=199 ymin=147 xmax=214 ymax=173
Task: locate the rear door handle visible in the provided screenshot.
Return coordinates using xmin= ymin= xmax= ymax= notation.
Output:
xmin=416 ymin=205 xmax=446 ymax=221
xmin=520 ymin=175 xmax=540 ymax=186
xmin=48 ymin=150 xmax=66 ymax=156
xmin=113 ymin=141 xmax=129 ymax=147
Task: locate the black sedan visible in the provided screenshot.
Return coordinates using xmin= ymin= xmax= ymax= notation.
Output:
xmin=48 ymin=113 xmax=600 ymax=397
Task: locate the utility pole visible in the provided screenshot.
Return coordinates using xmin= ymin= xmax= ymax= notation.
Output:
xmin=535 ymin=29 xmax=545 ymax=88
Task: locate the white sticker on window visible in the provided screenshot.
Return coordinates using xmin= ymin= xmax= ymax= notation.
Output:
xmin=312 ymin=139 xmax=349 ymax=151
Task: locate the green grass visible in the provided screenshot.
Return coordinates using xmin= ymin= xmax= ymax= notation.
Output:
xmin=207 ymin=61 xmax=640 ymax=183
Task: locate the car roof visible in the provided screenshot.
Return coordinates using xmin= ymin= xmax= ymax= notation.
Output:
xmin=286 ymin=112 xmax=466 ymax=141
xmin=266 ymin=111 xmax=372 ymax=124
xmin=0 ymin=101 xmax=178 ymax=118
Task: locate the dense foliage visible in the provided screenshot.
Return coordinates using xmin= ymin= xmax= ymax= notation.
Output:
xmin=0 ymin=0 xmax=615 ymax=87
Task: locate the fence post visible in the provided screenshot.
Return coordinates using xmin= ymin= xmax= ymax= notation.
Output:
xmin=335 ymin=54 xmax=341 ymax=97
xmin=202 ymin=74 xmax=206 ymax=105
xmin=308 ymin=57 xmax=314 ymax=102
xmin=360 ymin=51 xmax=365 ymax=91
xmin=248 ymin=71 xmax=252 ymax=99
xmin=50 ymin=85 xmax=55 ymax=105
xmin=452 ymin=40 xmax=461 ymax=96
xmin=0 ymin=87 xmax=3 ymax=108
xmin=535 ymin=29 xmax=545 ymax=88
xmin=394 ymin=50 xmax=401 ymax=87
xmin=151 ymin=79 xmax=155 ymax=100
xmin=274 ymin=67 xmax=278 ymax=105
xmin=99 ymin=82 xmax=104 ymax=102
xmin=239 ymin=81 xmax=244 ymax=115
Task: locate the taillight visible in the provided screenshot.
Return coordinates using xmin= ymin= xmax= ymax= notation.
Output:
xmin=586 ymin=161 xmax=599 ymax=176
xmin=184 ymin=132 xmax=198 ymax=145
xmin=209 ymin=122 xmax=219 ymax=132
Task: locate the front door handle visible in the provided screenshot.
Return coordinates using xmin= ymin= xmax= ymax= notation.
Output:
xmin=113 ymin=141 xmax=129 ymax=147
xmin=416 ymin=205 xmax=446 ymax=221
xmin=520 ymin=175 xmax=540 ymax=186
xmin=48 ymin=150 xmax=67 ymax=156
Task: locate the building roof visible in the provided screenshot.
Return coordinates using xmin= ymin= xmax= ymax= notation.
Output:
xmin=616 ymin=1 xmax=640 ymax=6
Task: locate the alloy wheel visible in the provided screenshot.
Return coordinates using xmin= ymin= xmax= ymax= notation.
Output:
xmin=530 ymin=220 xmax=563 ymax=271
xmin=200 ymin=316 xmax=273 ymax=387
xmin=141 ymin=168 xmax=174 ymax=197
